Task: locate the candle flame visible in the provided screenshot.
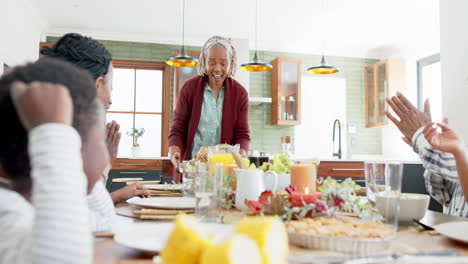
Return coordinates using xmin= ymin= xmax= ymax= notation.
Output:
xmin=305 ymin=187 xmax=309 ymax=194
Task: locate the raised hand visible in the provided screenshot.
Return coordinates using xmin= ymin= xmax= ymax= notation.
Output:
xmin=10 ymin=81 xmax=73 ymax=130
xmin=385 ymin=92 xmax=431 ymax=144
xmin=106 ymin=120 xmax=121 ymax=160
xmin=423 ymin=122 xmax=464 ymax=155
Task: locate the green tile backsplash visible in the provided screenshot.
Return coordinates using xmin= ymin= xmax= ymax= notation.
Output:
xmin=47 ymin=36 xmax=381 ymax=157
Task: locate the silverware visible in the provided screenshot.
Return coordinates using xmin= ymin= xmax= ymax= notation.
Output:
xmin=288 ymin=249 xmax=459 ymax=264
xmin=412 ymin=218 xmax=435 ymax=231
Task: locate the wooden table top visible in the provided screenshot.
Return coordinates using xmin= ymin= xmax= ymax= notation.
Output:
xmin=94 ymin=210 xmax=468 ymax=264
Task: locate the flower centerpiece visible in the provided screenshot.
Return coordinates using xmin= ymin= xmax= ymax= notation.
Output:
xmin=244 ymin=177 xmax=382 ymax=222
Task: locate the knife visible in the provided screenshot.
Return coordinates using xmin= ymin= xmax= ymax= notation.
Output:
xmin=287 ymin=249 xmax=459 ymax=264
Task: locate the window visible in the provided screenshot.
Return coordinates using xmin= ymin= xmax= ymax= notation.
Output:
xmin=294 ymin=76 xmax=347 ymax=158
xmin=108 ymin=60 xmax=170 ymax=157
xmin=1 ymin=63 xmax=8 ymax=75
xmin=417 ymin=54 xmax=442 ymax=122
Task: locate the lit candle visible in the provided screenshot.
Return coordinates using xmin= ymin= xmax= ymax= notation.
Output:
xmin=291 ymin=187 xmax=322 ymax=207
xmin=290 ymin=163 xmax=317 ymax=193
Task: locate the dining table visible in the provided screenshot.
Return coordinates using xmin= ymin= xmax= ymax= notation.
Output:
xmin=93 ymin=205 xmax=468 ymax=264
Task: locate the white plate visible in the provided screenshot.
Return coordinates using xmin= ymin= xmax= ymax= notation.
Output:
xmin=114 ymin=223 xmax=235 ymax=253
xmin=434 ymin=221 xmax=468 ymax=244
xmin=127 ymin=197 xmax=196 ymax=209
xmin=144 ymin=184 xmax=183 ymax=191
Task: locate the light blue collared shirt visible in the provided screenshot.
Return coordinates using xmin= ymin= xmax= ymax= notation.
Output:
xmin=191 ymin=84 xmax=225 ymax=158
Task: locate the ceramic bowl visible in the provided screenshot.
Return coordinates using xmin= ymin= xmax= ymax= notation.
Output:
xmin=398 ymin=193 xmax=430 ymax=222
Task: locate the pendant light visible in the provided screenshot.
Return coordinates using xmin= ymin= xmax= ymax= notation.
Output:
xmin=166 ymin=0 xmax=197 ymax=67
xmin=307 ymin=55 xmax=339 ymax=74
xmin=307 ymin=0 xmax=339 ymax=74
xmin=240 ymin=0 xmax=272 ymax=72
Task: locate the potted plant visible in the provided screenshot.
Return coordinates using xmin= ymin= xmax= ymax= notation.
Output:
xmin=126 ymin=128 xmax=145 ymax=157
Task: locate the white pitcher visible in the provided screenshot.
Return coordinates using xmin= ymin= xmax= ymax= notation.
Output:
xmin=234 ymin=169 xmax=278 ymax=211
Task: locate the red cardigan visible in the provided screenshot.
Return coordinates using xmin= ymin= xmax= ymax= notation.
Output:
xmin=169 ymin=75 xmax=251 ymax=162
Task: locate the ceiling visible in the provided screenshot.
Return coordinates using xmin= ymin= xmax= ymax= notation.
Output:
xmin=32 ymin=0 xmax=440 ymax=59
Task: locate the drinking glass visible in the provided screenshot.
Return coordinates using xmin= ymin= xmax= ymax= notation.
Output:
xmin=194 ymin=162 xmax=223 ymax=223
xmin=180 ymin=160 xmax=199 ymax=197
xmin=364 ymin=161 xmax=403 ymax=230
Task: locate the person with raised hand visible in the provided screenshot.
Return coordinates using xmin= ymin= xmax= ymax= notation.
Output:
xmin=0 ymin=58 xmax=107 ymax=264
xmin=424 ymin=122 xmax=468 ymax=202
xmin=41 ymin=33 xmax=150 ymax=206
xmin=386 ymin=91 xmax=468 ymax=216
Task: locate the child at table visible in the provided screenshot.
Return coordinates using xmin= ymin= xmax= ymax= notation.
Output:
xmin=0 ymin=58 xmax=108 ymax=263
xmin=41 ymin=33 xmax=150 ymax=204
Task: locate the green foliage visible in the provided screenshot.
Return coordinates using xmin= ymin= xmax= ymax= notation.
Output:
xmin=126 ymin=128 xmax=145 ymax=146
xmin=318 ymin=177 xmax=383 ymax=221
xmin=265 ymin=151 xmax=293 ymax=174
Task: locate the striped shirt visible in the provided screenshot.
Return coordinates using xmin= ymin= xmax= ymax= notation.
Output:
xmin=412 ymin=127 xmax=468 ymax=217
xmin=0 ymin=124 xmax=92 ymax=264
xmin=87 ymin=180 xmax=115 ymax=232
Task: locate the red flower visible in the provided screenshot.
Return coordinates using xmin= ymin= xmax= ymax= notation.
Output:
xmin=258 ymin=190 xmax=273 ymax=206
xmin=285 ymin=184 xmax=297 ymax=195
xmin=245 ymin=199 xmax=263 ymax=212
xmin=333 ymin=197 xmax=345 ymax=209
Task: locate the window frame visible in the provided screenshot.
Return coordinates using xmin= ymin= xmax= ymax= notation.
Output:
xmin=39 ymin=42 xmax=170 ymax=156
xmin=111 ymin=60 xmax=171 ymax=156
xmin=417 ymin=53 xmax=440 ymax=110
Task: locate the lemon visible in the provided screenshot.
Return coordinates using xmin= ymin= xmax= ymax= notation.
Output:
xmin=236 ymin=216 xmax=288 ymax=264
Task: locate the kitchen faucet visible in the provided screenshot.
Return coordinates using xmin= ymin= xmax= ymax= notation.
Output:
xmin=333 ymin=119 xmax=342 ymax=159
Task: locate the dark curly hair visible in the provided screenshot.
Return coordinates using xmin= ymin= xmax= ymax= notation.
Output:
xmin=0 ymin=57 xmax=101 ymax=194
xmin=40 ymin=33 xmax=112 ymax=80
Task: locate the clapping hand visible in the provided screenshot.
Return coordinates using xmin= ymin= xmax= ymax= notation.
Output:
xmin=423 ymin=121 xmax=464 ymax=155
xmin=106 ymin=120 xmax=121 ymax=160
xmin=385 ymin=92 xmax=432 ymax=145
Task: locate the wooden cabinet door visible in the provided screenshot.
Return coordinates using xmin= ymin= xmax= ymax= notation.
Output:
xmin=365 ymin=65 xmax=376 ymax=126
xmin=272 ymin=57 xmax=301 ymax=125
xmin=376 ymin=62 xmax=388 ymax=124
xmin=365 ymin=59 xmax=404 ymax=128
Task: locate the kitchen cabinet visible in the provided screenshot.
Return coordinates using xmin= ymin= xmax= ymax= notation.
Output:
xmin=317 ymin=161 xmax=443 ymax=212
xmin=272 ymin=57 xmax=301 ymax=125
xmin=106 ymin=158 xmax=174 ymax=192
xmin=365 ymin=59 xmax=405 ymax=127
xmin=317 ymin=161 xmax=365 ymax=186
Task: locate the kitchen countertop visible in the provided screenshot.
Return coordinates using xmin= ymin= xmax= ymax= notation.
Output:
xmin=318 ymin=158 xmax=422 ymax=164
xmin=295 ymin=156 xmax=422 ymax=164
xmin=115 ymin=157 xmax=170 ymax=160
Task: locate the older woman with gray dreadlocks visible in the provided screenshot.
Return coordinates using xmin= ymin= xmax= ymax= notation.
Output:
xmin=168 ymin=36 xmax=250 ymax=181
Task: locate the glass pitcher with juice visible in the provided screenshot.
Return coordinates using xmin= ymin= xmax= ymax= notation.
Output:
xmin=208 ymin=144 xmax=240 ymax=201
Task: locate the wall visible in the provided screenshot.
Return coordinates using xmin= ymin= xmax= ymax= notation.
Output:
xmin=47 ymin=36 xmax=379 ymax=157
xmin=440 ymin=0 xmax=468 ymax=141
xmin=0 ymin=0 xmax=46 ymax=66
xmin=378 ymin=26 xmax=440 ymax=161
xmin=248 ymin=51 xmax=380 ymax=157
xmin=380 ymin=56 xmax=435 ymax=161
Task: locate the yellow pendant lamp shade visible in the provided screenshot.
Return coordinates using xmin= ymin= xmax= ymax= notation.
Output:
xmin=307 ymin=55 xmax=339 ymax=74
xmin=240 ymin=52 xmax=272 ymax=72
xmin=240 ymin=0 xmax=272 ymax=72
xmin=165 ymin=0 xmax=197 ymax=67
xmin=166 ymin=46 xmax=198 ymax=67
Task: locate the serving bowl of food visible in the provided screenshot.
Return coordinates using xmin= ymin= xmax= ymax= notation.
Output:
xmin=286 ymin=217 xmax=395 ymax=256
xmin=398 ymin=193 xmax=430 ymax=222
